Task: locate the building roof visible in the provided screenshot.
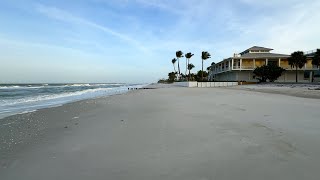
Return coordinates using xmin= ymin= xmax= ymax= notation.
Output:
xmin=211 ymin=46 xmax=291 ymax=66
xmin=247 ymin=46 xmax=273 ymax=51
xmin=240 ymin=46 xmax=274 ymax=54
xmin=233 ymin=52 xmax=290 ymax=59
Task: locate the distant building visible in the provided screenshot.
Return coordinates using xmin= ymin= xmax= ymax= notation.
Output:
xmin=208 ymin=46 xmax=319 ymax=82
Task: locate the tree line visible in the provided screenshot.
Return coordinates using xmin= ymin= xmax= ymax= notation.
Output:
xmin=159 ymin=49 xmax=320 ymax=83
xmin=166 ymin=50 xmax=212 ymax=83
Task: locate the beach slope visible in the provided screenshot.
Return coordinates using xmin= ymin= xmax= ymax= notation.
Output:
xmin=1 ymin=87 xmax=320 ymax=180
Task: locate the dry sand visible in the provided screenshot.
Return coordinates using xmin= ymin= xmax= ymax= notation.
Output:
xmin=228 ymin=83 xmax=320 ymax=99
xmin=1 ymin=86 xmax=320 ymax=180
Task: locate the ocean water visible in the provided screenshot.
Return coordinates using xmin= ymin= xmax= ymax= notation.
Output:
xmin=0 ymin=83 xmax=147 ymax=119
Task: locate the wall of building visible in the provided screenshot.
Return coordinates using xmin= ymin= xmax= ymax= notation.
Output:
xmin=242 ymin=59 xmax=253 ymax=67
xmin=279 ymin=59 xmax=289 ymax=69
xmin=215 ymin=72 xmax=237 ymax=81
xmin=215 ymin=70 xmax=309 ymax=82
xmin=217 ymin=71 xmax=257 ymax=82
xmin=306 ymin=59 xmax=313 ymax=69
xmin=237 ymin=71 xmax=253 ymax=81
xmin=255 ymin=59 xmax=266 ymax=67
xmin=278 ymin=71 xmax=308 ymax=82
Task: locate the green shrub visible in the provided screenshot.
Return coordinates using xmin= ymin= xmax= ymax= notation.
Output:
xmin=253 ymin=64 xmax=285 ymax=82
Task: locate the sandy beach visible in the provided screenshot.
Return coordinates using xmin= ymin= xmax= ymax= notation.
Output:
xmin=1 ymin=85 xmax=320 ymax=180
xmin=227 ymin=83 xmax=320 ymax=99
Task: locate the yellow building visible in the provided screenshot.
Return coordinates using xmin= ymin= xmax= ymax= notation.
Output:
xmin=209 ymin=46 xmax=318 ymax=82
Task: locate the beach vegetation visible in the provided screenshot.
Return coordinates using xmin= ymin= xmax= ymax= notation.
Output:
xmin=312 ymin=49 xmax=320 ymax=68
xmin=288 ymin=51 xmax=307 ymax=82
xmin=176 ymin=51 xmax=184 ymax=79
xmin=253 ymin=64 xmax=286 ymax=82
xmin=196 ymin=70 xmax=209 ymax=82
xmin=201 ymin=51 xmax=211 ymax=81
xmin=168 ymin=72 xmax=177 ymax=83
xmin=185 ymin=52 xmax=194 ymax=77
xmin=187 ymin=63 xmax=195 ymax=81
xmin=157 ymin=79 xmax=167 ymax=83
xmin=171 ymin=58 xmax=177 ymax=73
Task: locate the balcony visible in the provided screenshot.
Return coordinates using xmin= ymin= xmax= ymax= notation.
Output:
xmin=281 ymin=65 xmax=319 ymax=70
xmin=212 ymin=61 xmax=319 ymax=75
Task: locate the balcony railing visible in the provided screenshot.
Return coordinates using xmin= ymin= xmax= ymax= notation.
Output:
xmin=305 ymin=49 xmax=317 ymax=56
xmin=233 ymin=65 xmax=255 ymax=70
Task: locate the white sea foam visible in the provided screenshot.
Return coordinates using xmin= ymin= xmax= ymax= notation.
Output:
xmin=0 ymin=85 xmax=45 ymax=89
xmin=1 ymin=87 xmax=113 ymax=106
xmin=0 ymin=84 xmax=147 ymax=119
xmin=69 ymin=84 xmax=91 ymax=87
xmin=0 ymin=86 xmax=21 ymax=89
xmin=0 ymin=83 xmax=146 ymax=118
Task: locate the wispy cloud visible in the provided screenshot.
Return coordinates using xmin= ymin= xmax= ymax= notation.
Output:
xmin=134 ymin=0 xmax=184 ymax=15
xmin=35 ymin=4 xmax=148 ymax=52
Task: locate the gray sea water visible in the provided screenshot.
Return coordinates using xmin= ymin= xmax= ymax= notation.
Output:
xmin=0 ymin=83 xmax=147 ymax=119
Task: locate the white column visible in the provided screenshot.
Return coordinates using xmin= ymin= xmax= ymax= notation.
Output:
xmin=231 ymin=59 xmax=234 ymax=70
xmin=278 ymin=58 xmax=281 ymax=67
xmin=228 ymin=60 xmax=231 ymax=71
xmin=240 ymin=59 xmax=243 ymax=70
xmin=266 ymin=59 xmax=268 ymax=65
xmin=253 ymin=59 xmax=256 ymax=68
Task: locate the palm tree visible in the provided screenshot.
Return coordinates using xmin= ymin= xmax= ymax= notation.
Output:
xmin=187 ymin=63 xmax=195 ymax=81
xmin=176 ymin=51 xmax=184 ymax=79
xmin=201 ymin=51 xmax=211 ymax=81
xmin=288 ymin=51 xmax=307 ymax=83
xmin=171 ymin=58 xmax=177 ymax=73
xmin=312 ymin=49 xmax=320 ymax=68
xmin=185 ymin=52 xmax=194 ymax=75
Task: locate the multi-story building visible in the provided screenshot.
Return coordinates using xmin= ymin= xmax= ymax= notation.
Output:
xmin=208 ymin=46 xmax=318 ymax=82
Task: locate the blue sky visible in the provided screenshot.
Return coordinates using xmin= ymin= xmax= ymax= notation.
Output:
xmin=0 ymin=0 xmax=319 ymax=83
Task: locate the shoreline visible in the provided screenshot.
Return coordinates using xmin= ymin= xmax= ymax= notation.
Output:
xmin=0 ymin=89 xmax=142 ymax=161
xmin=0 ymin=83 xmax=149 ymax=120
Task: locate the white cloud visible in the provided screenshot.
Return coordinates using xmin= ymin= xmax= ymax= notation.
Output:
xmin=155 ymin=0 xmax=320 ymax=58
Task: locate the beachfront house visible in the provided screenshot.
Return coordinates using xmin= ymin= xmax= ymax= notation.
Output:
xmin=208 ymin=46 xmax=319 ymax=82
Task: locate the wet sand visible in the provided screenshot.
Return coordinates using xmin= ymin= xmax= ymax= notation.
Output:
xmin=1 ymin=86 xmax=320 ymax=180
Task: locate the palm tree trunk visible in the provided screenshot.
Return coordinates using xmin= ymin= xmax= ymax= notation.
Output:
xmin=296 ymin=66 xmax=298 ymax=83
xmin=185 ymin=58 xmax=188 ymax=76
xmin=189 ymin=69 xmax=191 ymax=81
xmin=188 ymin=59 xmax=190 ymax=81
xmin=173 ymin=64 xmax=176 ymax=73
xmin=201 ymin=59 xmax=204 ymax=81
xmin=177 ymin=58 xmax=180 ymax=80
